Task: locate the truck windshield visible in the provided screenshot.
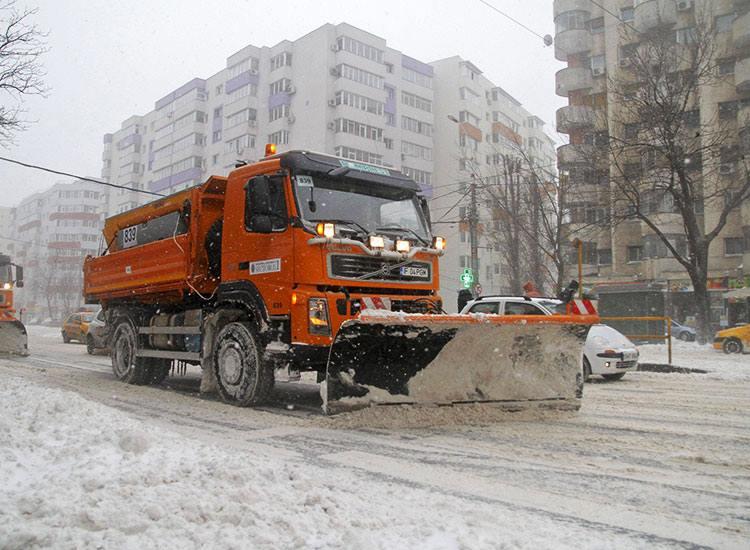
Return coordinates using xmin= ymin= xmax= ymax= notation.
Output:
xmin=0 ymin=264 xmax=11 ymax=283
xmin=293 ymin=174 xmax=429 ymax=240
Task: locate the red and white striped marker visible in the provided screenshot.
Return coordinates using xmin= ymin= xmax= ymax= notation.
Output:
xmin=569 ymin=299 xmax=598 ymax=315
xmin=360 ymin=297 xmax=392 ymax=310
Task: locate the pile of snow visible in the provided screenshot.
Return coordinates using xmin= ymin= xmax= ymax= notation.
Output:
xmin=638 ymin=339 xmax=750 ymax=381
xmin=0 ymin=376 xmax=633 ymax=549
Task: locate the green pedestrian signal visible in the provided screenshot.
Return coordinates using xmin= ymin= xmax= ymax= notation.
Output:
xmin=460 ymin=268 xmax=474 ymax=289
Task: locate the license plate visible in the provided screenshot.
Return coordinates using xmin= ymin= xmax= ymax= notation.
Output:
xmin=400 ymin=266 xmax=428 ymax=278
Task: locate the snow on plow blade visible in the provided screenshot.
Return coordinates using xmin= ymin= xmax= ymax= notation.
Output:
xmin=0 ymin=320 xmax=29 ymax=356
xmin=323 ymin=313 xmax=595 ymax=415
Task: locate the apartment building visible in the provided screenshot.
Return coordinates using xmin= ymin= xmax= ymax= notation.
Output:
xmin=554 ymin=0 xmax=750 ymax=319
xmin=102 ymin=23 xmax=435 ymax=216
xmin=0 ymin=206 xmax=14 ymax=257
xmin=102 ymin=23 xmax=555 ymax=308
xmin=10 ymin=180 xmax=106 ymax=321
xmin=431 ymin=57 xmax=557 ymax=305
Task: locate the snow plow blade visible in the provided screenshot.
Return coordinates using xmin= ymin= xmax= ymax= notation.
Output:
xmin=323 ymin=313 xmax=595 ymax=415
xmin=0 ymin=320 xmax=29 ymax=356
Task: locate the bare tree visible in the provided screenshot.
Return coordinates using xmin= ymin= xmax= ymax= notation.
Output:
xmin=0 ymin=1 xmax=47 ymax=144
xmin=604 ymin=13 xmax=750 ymax=342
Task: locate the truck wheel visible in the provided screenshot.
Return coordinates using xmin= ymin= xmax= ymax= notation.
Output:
xmin=723 ymin=338 xmax=743 ymax=354
xmin=212 ymin=322 xmax=273 ymax=406
xmin=111 ymin=320 xmax=149 ymax=384
xmin=86 ymin=335 xmax=96 ymax=355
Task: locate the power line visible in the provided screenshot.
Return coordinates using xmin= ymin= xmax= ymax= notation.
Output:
xmin=477 ymin=0 xmax=549 ymax=42
xmin=0 ymin=156 xmax=165 ymax=197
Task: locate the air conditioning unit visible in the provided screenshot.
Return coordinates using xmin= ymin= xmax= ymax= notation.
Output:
xmin=287 ymin=85 xmax=296 ymax=95
xmin=592 ymin=67 xmax=606 ymax=77
xmin=719 ymin=163 xmax=735 ymax=175
xmin=677 ymin=0 xmax=692 ymax=11
xmin=331 ymin=43 xmax=340 ymax=52
xmin=619 ymin=58 xmax=631 ymax=68
xmin=287 ymin=115 xmax=296 ymax=124
xmin=330 ymin=67 xmax=340 ymax=77
xmin=328 ymin=99 xmax=336 ymax=107
xmin=327 ymin=122 xmax=336 ymax=130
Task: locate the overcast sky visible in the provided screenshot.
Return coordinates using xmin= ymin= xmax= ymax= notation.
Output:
xmin=0 ymin=0 xmax=565 ymax=207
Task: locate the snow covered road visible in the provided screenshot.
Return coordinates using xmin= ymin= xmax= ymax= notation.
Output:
xmin=1 ymin=326 xmax=749 ymax=549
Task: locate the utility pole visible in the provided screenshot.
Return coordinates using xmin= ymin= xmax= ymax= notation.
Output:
xmin=468 ymin=177 xmax=480 ymax=297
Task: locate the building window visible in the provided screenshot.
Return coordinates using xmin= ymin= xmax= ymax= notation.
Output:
xmin=334 ymin=146 xmax=383 ymax=166
xmin=269 ymin=78 xmax=292 ymax=95
xmin=725 ymin=238 xmax=743 ymax=256
xmin=715 ymin=13 xmax=735 ymax=33
xmin=225 ymin=134 xmax=255 ymax=154
xmin=718 ymin=59 xmax=735 ymax=75
xmin=401 ymin=115 xmax=432 ymax=137
xmin=590 ymin=55 xmax=605 ymax=74
xmin=620 ymin=7 xmax=634 ymax=23
xmin=627 ymin=245 xmax=643 ymax=263
xmin=212 ymin=130 xmax=222 ymax=143
xmin=598 ymin=249 xmax=612 ymax=265
xmin=588 ymin=16 xmax=604 ymax=34
xmin=718 ymin=100 xmax=738 ymax=120
xmin=227 ymin=57 xmax=259 ymax=78
xmin=268 ymin=130 xmax=289 ymax=144
xmin=337 ymin=64 xmax=384 ymax=89
xmin=683 ymin=109 xmax=700 ymax=127
xmin=334 ymin=118 xmax=383 ymax=141
xmin=401 ymin=91 xmax=432 ymax=113
xmin=401 ymin=141 xmax=432 ymax=161
xmin=270 ymin=51 xmax=292 ymax=70
xmin=335 ymin=36 xmax=383 ymax=63
xmin=675 ymin=27 xmax=697 ymax=45
xmin=335 ymin=90 xmax=384 ymax=114
xmin=226 ymin=83 xmax=257 ymax=102
xmin=402 ymin=66 xmax=432 ymax=89
xmin=555 ymin=10 xmax=589 ymax=33
xmin=226 ymin=108 xmax=257 ymax=127
xmin=269 ymin=104 xmax=290 ymax=122
xmin=215 ymin=84 xmax=223 ymax=95
xmin=402 ymin=166 xmax=432 ymax=186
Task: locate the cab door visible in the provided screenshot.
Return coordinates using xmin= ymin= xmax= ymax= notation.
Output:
xmin=221 ymin=173 xmax=295 ymax=317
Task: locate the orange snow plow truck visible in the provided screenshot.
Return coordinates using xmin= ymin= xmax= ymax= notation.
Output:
xmin=84 ymin=150 xmax=598 ymax=414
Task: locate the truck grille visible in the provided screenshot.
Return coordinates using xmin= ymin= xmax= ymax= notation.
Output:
xmin=329 ymin=255 xmax=431 ymax=283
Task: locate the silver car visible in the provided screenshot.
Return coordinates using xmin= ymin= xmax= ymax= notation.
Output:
xmin=85 ymin=309 xmax=109 ymax=355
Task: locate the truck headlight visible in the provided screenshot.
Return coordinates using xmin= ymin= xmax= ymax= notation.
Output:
xmin=432 ymin=236 xmax=446 ymax=251
xmin=2 ymin=283 xmax=10 ymax=290
xmin=369 ymin=235 xmax=385 ymax=250
xmin=308 ymin=297 xmax=331 ymax=335
xmin=315 ymin=223 xmax=336 ymax=239
xmin=396 ymin=239 xmax=410 ymax=253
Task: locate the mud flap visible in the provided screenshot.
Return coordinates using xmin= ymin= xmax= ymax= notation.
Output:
xmin=0 ymin=320 xmax=29 ymax=356
xmin=323 ymin=315 xmax=592 ymax=415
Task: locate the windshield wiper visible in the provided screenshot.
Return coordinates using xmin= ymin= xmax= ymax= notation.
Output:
xmin=309 ymin=219 xmax=369 ymax=236
xmin=376 ymin=225 xmax=430 ymax=246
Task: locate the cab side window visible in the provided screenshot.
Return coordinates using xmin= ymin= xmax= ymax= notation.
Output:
xmin=504 ymin=302 xmax=546 ymax=315
xmin=245 ymin=175 xmax=288 ymax=232
xmin=469 ymin=302 xmax=499 ymax=314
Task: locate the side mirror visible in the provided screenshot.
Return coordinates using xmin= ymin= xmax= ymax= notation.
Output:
xmin=418 ymin=196 xmax=432 ymax=228
xmin=14 ymin=265 xmax=23 ymax=288
xmin=252 ymin=214 xmax=273 ymax=234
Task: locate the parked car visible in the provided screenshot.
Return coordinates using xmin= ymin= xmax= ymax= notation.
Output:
xmin=713 ymin=324 xmax=750 ymax=354
xmin=85 ymin=308 xmax=109 ymax=354
xmin=583 ymin=324 xmax=639 ymax=381
xmin=461 ymin=296 xmax=638 ymax=381
xmin=671 ymin=320 xmax=696 ymax=341
xmin=61 ymin=311 xmax=96 ymax=344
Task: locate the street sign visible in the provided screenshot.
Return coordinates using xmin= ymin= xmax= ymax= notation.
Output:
xmin=460 ymin=268 xmax=474 ymax=289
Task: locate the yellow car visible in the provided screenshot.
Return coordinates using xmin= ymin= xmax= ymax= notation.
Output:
xmin=713 ymin=324 xmax=750 ymax=354
xmin=61 ymin=311 xmax=96 ymax=344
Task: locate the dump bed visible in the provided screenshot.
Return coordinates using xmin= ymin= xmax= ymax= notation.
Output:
xmin=84 ymin=177 xmax=226 ymax=304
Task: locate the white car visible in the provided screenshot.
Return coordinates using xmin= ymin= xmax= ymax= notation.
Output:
xmin=583 ymin=324 xmax=639 ymax=381
xmin=460 ymin=296 xmax=638 ymax=381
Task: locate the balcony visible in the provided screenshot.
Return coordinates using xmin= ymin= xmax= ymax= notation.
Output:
xmin=736 ymin=57 xmax=750 ymax=95
xmin=556 ymin=105 xmax=595 ymax=133
xmin=554 ymin=29 xmax=592 ymax=61
xmin=555 ymin=67 xmax=593 ymax=97
xmin=557 ymin=143 xmax=594 ymax=165
xmin=634 ymin=0 xmax=676 ymax=33
xmin=734 ymin=12 xmax=750 ymax=52
xmin=553 ymin=0 xmax=592 ymax=18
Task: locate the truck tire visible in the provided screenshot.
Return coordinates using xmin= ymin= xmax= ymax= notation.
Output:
xmin=147 ymin=360 xmax=171 ymax=385
xmin=86 ymin=334 xmax=96 ymax=355
xmin=211 ymin=321 xmax=273 ymax=406
xmin=110 ymin=320 xmax=149 ymax=385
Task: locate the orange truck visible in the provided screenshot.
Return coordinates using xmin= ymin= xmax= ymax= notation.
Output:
xmin=84 ymin=149 xmax=597 ymax=414
xmin=0 ymin=254 xmax=28 ymax=356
